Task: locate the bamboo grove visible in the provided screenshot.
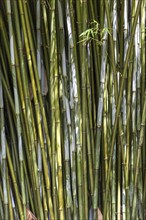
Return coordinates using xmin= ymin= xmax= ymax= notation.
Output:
xmin=0 ymin=0 xmax=145 ymax=219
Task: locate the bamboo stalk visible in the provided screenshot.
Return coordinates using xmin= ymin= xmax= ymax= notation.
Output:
xmin=0 ymin=1 xmax=145 ymax=219
xmin=103 ymin=0 xmax=142 ymax=216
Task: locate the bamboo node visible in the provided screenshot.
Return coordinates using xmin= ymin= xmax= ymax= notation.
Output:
xmin=140 ymin=123 xmax=145 ymax=127
xmin=119 ymin=132 xmax=124 ymax=137
xmin=104 ymin=157 xmax=108 ymax=160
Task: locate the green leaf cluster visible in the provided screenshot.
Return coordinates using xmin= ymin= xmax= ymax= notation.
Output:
xmin=79 ymin=20 xmax=111 ymax=45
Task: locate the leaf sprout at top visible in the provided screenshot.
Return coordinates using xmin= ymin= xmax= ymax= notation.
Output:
xmin=78 ymin=20 xmax=111 ymax=45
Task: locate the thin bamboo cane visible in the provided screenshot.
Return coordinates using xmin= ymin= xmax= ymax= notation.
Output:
xmin=0 ymin=1 xmax=145 ymax=219
xmin=0 ymin=62 xmax=9 ymax=220
xmin=6 ymin=142 xmax=24 ymax=220
xmin=67 ymin=1 xmax=82 ymax=219
xmin=22 ymin=0 xmax=52 ymax=172
xmin=12 ymin=2 xmax=40 ymax=216
xmin=103 ymin=0 xmax=142 ymax=216
xmin=93 ymin=14 xmax=108 ymax=220
xmin=80 ymin=1 xmax=88 ymax=218
xmin=57 ymin=1 xmax=73 ymax=219
xmin=18 ymin=1 xmax=53 ymax=218
xmin=0 ymin=174 xmax=4 ymax=219
xmin=7 ymin=169 xmax=14 ymax=220
xmin=86 ymin=43 xmax=94 ymax=201
xmin=0 ymin=191 xmax=4 ymax=219
xmin=141 ymin=1 xmax=146 ymax=218
xmin=132 ymin=93 xmax=146 ymax=218
xmin=49 ymin=1 xmax=65 ymax=218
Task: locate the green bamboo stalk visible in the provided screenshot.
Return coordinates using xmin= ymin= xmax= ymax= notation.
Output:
xmin=36 ymin=3 xmax=45 ymax=217
xmin=88 ymin=1 xmax=100 ymax=93
xmin=67 ymin=1 xmax=82 ymax=219
xmin=7 ymin=171 xmax=14 ymax=220
xmin=6 ymin=2 xmax=26 ymax=218
xmin=22 ymin=0 xmax=52 ymax=171
xmin=49 ymin=47 xmax=58 ymax=220
xmin=121 ymin=1 xmax=129 ymax=218
xmin=80 ymin=0 xmax=88 ymax=218
xmin=6 ymin=142 xmax=24 ymax=220
xmin=125 ymin=47 xmax=134 ymax=220
xmin=0 ymin=62 xmax=9 ymax=220
xmin=18 ymin=1 xmax=53 ymax=218
xmin=42 ymin=174 xmax=49 ymax=220
xmin=12 ymin=3 xmax=39 ymax=214
xmin=0 ymin=190 xmax=4 ymax=219
xmin=0 ymin=1 xmax=145 ymax=219
xmin=135 ymin=5 xmax=143 ymax=218
xmin=49 ymin=1 xmax=64 ymax=219
xmin=110 ymin=72 xmax=116 ymax=220
xmin=0 ymin=175 xmax=4 ymax=219
xmin=132 ymin=93 xmax=146 ymax=218
xmin=130 ymin=4 xmax=138 ymax=218
xmin=141 ymin=1 xmax=146 ymax=218
xmin=121 ymin=1 xmax=132 ymax=219
xmin=86 ymin=44 xmax=94 ymax=200
xmin=93 ymin=14 xmax=108 ymax=220
xmin=103 ymin=0 xmax=142 ymax=216
xmin=103 ymin=70 xmax=108 ymax=193
xmin=26 ymin=1 xmax=36 ymax=49
xmin=36 ymin=0 xmax=41 ymax=81
xmin=103 ymin=2 xmax=126 ymax=217
xmin=57 ymin=1 xmax=73 ymax=219
xmin=0 ymin=47 xmax=21 ymax=187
